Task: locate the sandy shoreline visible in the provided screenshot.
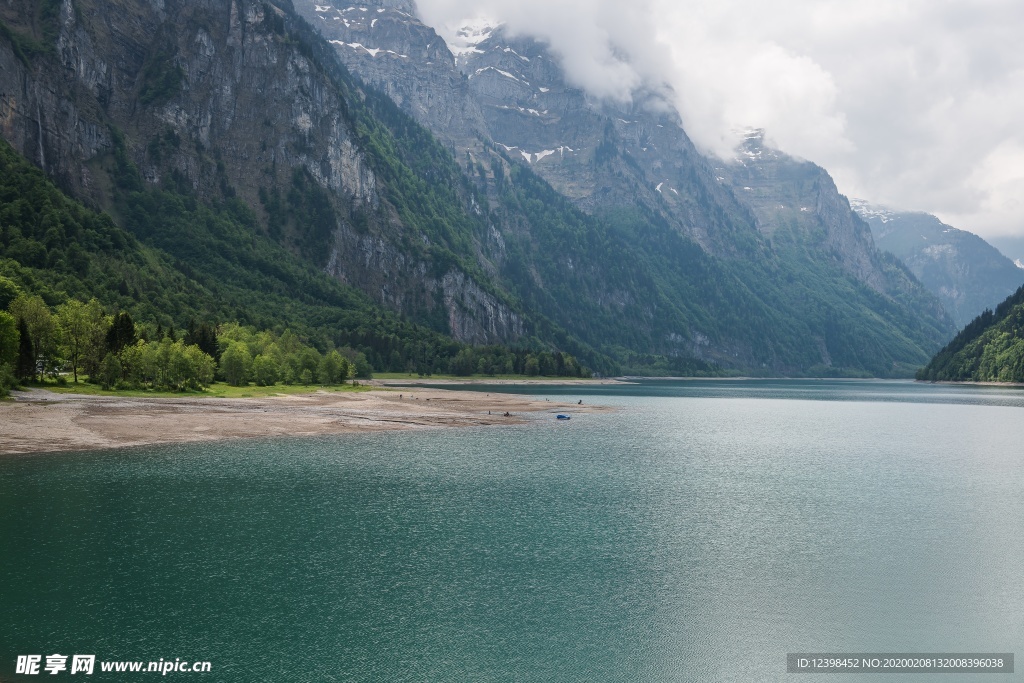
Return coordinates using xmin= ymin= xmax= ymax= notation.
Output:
xmin=0 ymin=386 xmax=611 ymax=455
xmin=372 ymin=377 xmax=626 ymax=386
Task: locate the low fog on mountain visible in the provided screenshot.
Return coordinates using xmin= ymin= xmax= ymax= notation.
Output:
xmin=420 ymin=0 xmax=1024 ymax=241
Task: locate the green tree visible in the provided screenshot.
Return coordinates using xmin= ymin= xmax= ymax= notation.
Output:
xmin=9 ymin=294 xmax=55 ymax=381
xmin=56 ymin=298 xmax=105 ymax=383
xmin=163 ymin=339 xmax=190 ymax=389
xmin=251 ymin=353 xmax=280 ymax=386
xmin=0 ymin=362 xmax=15 ymax=397
xmin=118 ymin=340 xmax=146 ymax=387
xmin=0 ymin=310 xmax=17 ymax=396
xmin=449 ymin=348 xmax=475 ymax=376
xmin=339 ymin=347 xmax=373 ymax=379
xmin=147 ymin=339 xmax=215 ymax=391
xmin=106 ymin=311 xmax=136 ymax=355
xmin=296 ymin=347 xmax=321 ymax=384
xmin=217 ymin=322 xmax=258 ymax=353
xmin=220 ymin=342 xmax=252 ymax=386
xmin=0 ymin=275 xmax=20 ymax=311
xmin=0 ymin=310 xmax=17 ymax=369
xmin=317 ymin=350 xmax=348 ymax=385
xmin=185 ymin=321 xmax=219 ymax=360
xmin=15 ymin=317 xmax=34 ymax=381
xmin=184 ymin=344 xmax=216 ymax=388
xmin=82 ymin=306 xmax=112 ymax=381
xmin=100 ymin=352 xmax=121 ymax=390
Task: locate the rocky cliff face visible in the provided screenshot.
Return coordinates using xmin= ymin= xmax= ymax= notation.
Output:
xmin=295 ymin=0 xmax=758 ymax=254
xmin=300 ymin=0 xmax=489 ymax=151
xmin=0 ymin=0 xmax=523 ymax=344
xmin=4 ymin=0 xmax=373 ymax=204
xmin=298 ymin=0 xmax=942 ymax=298
xmin=323 ymin=223 xmax=525 ymax=343
xmin=300 ymin=1 xmax=950 ymax=312
xmin=461 ymin=29 xmax=769 ymax=255
xmin=852 ymin=200 xmax=1024 ymax=328
xmin=721 ymin=130 xmax=886 ymax=292
xmin=0 ymin=0 xmax=111 ymax=199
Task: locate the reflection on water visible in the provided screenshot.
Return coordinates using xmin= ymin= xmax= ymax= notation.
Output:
xmin=1 ymin=381 xmax=1022 ymax=681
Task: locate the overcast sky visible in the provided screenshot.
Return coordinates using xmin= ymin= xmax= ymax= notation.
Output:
xmin=418 ymin=0 xmax=1024 ymax=239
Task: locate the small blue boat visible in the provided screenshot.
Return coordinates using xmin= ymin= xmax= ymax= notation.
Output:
xmin=556 ymin=414 xmax=571 ymax=420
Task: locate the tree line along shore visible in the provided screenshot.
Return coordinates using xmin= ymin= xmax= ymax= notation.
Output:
xmin=0 ymin=291 xmax=592 ymax=397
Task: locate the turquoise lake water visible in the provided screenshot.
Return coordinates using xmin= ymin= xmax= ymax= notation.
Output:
xmin=1 ymin=379 xmax=1022 ymax=681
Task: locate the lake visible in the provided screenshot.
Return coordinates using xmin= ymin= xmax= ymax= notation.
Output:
xmin=1 ymin=379 xmax=1021 ymax=681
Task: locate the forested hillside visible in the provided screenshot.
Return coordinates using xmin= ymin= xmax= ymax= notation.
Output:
xmin=0 ymin=137 xmax=589 ymax=394
xmin=917 ymin=285 xmax=1024 ymax=382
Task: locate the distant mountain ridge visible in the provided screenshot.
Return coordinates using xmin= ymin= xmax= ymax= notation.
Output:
xmin=851 ymin=200 xmax=1024 ymax=328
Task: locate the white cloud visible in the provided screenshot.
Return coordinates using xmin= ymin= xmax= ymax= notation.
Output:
xmin=417 ymin=0 xmax=1024 ymax=239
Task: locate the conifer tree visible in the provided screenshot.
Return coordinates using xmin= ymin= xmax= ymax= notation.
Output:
xmin=107 ymin=312 xmax=137 ymax=354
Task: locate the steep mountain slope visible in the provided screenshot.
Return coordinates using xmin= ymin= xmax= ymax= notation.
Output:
xmin=0 ymin=134 xmax=470 ymax=374
xmin=851 ymin=200 xmax=1024 ymax=328
xmin=298 ymin=0 xmax=954 ymax=375
xmin=301 ymin=2 xmax=757 ymax=253
xmin=303 ymin=0 xmax=489 ymax=151
xmin=723 ymin=132 xmax=885 ymax=290
xmin=917 ymin=284 xmax=1024 ymax=382
xmin=0 ymin=0 xmax=533 ymax=348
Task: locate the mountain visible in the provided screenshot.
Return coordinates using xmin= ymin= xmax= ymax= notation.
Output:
xmin=297 ymin=0 xmax=954 ymax=375
xmin=1 ymin=0 xmax=954 ymax=377
xmin=851 ymin=200 xmax=1024 ymax=329
xmin=917 ymin=284 xmax=1024 ymax=382
xmin=0 ymin=0 xmax=563 ymax=375
xmin=300 ymin=3 xmax=763 ymax=254
xmin=0 ymin=132 xmax=471 ymax=377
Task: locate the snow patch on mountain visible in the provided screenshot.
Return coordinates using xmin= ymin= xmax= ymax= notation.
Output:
xmin=471 ymin=66 xmax=529 ymax=85
xmin=496 ymin=104 xmax=547 ymax=116
xmin=445 ymin=17 xmax=501 ymax=58
xmin=849 ymin=198 xmax=898 ymax=224
xmin=329 ymin=40 xmax=407 ymax=59
xmin=496 ymin=143 xmax=576 ymax=163
xmin=499 ymin=46 xmax=530 ymax=62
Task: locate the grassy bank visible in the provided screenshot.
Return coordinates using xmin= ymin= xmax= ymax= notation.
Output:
xmin=13 ymin=379 xmax=374 ymax=399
